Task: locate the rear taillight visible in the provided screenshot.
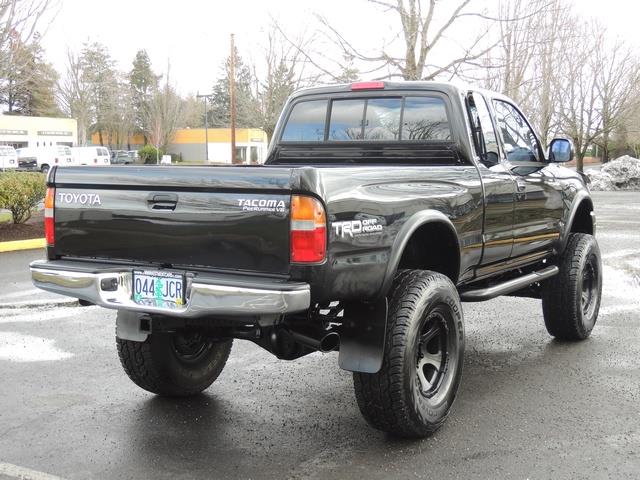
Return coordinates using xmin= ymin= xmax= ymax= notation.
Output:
xmin=290 ymin=195 xmax=326 ymax=263
xmin=44 ymin=187 xmax=55 ymax=246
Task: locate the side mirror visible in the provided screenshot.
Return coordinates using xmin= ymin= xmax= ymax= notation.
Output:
xmin=548 ymin=138 xmax=573 ymax=163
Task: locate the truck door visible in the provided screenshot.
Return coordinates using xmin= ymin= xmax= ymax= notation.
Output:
xmin=491 ymin=99 xmax=563 ymax=259
xmin=466 ymin=92 xmax=516 ymax=265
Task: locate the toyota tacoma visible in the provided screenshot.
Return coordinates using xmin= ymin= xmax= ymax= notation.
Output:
xmin=31 ymin=81 xmax=602 ymax=438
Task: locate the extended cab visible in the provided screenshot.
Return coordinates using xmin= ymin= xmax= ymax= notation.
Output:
xmin=31 ymin=82 xmax=602 ymax=438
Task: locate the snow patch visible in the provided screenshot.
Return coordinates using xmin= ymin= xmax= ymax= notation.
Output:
xmin=586 ymin=155 xmax=640 ymax=191
xmin=0 ymin=332 xmax=74 ymax=362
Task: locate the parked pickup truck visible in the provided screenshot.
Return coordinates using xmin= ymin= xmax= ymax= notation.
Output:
xmin=31 ymin=81 xmax=602 ymax=438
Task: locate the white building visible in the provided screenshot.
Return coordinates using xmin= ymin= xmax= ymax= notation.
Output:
xmin=0 ymin=115 xmax=78 ymax=149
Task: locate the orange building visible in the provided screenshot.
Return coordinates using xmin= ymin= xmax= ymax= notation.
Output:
xmin=91 ymin=128 xmax=269 ymax=163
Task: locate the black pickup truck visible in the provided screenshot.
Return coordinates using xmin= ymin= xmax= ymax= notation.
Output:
xmin=31 ymin=81 xmax=602 ymax=438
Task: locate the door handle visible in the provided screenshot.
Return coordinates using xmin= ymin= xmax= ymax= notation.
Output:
xmin=147 ymin=193 xmax=178 ymax=211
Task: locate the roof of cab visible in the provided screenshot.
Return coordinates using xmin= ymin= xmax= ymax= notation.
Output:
xmin=289 ymin=81 xmax=470 ymax=100
xmin=288 ymin=80 xmax=515 ymax=105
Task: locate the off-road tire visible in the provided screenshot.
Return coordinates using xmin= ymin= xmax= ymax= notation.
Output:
xmin=116 ymin=324 xmax=232 ymax=397
xmin=353 ymin=270 xmax=464 ymax=438
xmin=542 ymin=233 xmax=602 ymax=340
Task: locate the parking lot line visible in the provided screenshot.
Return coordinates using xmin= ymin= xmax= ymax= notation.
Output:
xmin=0 ymin=462 xmax=67 ymax=480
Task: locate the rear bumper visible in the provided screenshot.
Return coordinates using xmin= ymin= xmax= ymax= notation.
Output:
xmin=30 ymin=260 xmax=310 ymax=317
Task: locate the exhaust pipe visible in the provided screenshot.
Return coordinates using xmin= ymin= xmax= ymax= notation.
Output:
xmin=319 ymin=332 xmax=339 ymax=352
xmin=288 ymin=329 xmax=340 ymax=353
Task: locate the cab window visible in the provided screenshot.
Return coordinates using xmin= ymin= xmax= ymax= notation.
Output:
xmin=281 ymin=100 xmax=328 ymax=142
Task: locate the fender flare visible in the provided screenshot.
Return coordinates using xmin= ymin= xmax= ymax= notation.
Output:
xmin=559 ymin=191 xmax=595 ymax=253
xmin=378 ymin=210 xmax=461 ymax=298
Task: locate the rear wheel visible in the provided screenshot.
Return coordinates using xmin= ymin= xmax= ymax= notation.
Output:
xmin=116 ymin=321 xmax=232 ymax=396
xmin=542 ymin=233 xmax=602 ymax=340
xmin=40 ymin=164 xmax=50 ymax=174
xmin=353 ymin=270 xmax=464 ymax=438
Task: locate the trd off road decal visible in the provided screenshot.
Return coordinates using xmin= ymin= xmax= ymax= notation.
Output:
xmin=333 ymin=218 xmax=383 ymax=238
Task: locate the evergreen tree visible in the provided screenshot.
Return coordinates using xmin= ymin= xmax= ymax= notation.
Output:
xmin=81 ymin=42 xmax=118 ymax=145
xmin=129 ymin=50 xmax=159 ymax=142
xmin=208 ymin=48 xmax=259 ymax=128
xmin=0 ymin=34 xmax=60 ymax=116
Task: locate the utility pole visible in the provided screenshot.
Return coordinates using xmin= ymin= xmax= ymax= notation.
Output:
xmin=230 ymin=33 xmax=238 ymax=164
xmin=196 ymin=92 xmax=213 ymax=162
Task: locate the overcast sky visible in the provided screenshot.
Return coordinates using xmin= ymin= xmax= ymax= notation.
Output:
xmin=40 ymin=0 xmax=640 ymax=95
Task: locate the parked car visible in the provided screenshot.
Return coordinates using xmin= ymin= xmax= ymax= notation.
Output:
xmin=72 ymin=146 xmax=111 ymax=166
xmin=110 ymin=150 xmax=128 ymax=162
xmin=31 ymin=81 xmax=601 ymax=438
xmin=127 ymin=150 xmax=140 ymax=162
xmin=16 ymin=146 xmax=74 ymax=173
xmin=111 ymin=151 xmax=133 ymax=165
xmin=0 ymin=145 xmax=18 ymax=170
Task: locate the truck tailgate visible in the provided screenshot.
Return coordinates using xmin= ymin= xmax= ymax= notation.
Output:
xmin=51 ymin=166 xmax=294 ymax=275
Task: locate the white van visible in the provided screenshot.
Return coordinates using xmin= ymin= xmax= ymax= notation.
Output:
xmin=0 ymin=145 xmax=18 ymax=170
xmin=72 ymin=146 xmax=111 ymax=166
xmin=16 ymin=146 xmax=74 ymax=173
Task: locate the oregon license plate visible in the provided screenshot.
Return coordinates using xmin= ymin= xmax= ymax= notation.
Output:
xmin=132 ymin=270 xmax=184 ymax=308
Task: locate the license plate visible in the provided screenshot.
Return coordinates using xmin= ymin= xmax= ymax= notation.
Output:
xmin=132 ymin=270 xmax=185 ymax=308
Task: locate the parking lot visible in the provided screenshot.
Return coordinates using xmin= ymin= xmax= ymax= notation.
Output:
xmin=0 ymin=191 xmax=638 ymax=480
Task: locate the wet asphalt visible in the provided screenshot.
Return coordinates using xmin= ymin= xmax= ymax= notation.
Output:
xmin=0 ymin=191 xmax=638 ymax=480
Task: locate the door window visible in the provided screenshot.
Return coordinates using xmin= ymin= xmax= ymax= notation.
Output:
xmin=493 ymin=100 xmax=541 ymax=162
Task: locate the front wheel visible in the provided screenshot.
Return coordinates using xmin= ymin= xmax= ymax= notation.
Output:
xmin=353 ymin=270 xmax=464 ymax=438
xmin=542 ymin=233 xmax=602 ymax=340
xmin=116 ymin=319 xmax=232 ymax=396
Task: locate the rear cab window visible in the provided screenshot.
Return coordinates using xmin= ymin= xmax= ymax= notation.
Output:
xmin=282 ymin=95 xmax=451 ymax=143
xmin=276 ymin=92 xmax=457 ymax=165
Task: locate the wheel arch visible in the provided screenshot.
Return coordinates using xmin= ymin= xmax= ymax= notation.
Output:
xmin=560 ymin=192 xmax=595 ymax=252
xmin=379 ymin=211 xmax=461 ymax=297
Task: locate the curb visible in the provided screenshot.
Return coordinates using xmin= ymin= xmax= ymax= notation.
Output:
xmin=0 ymin=237 xmax=45 ymax=253
xmin=0 ymin=298 xmax=79 ymax=309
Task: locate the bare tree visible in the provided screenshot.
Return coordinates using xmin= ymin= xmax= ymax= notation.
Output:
xmin=557 ymin=19 xmax=602 ymax=172
xmin=0 ymin=0 xmax=53 ymax=74
xmin=146 ymin=66 xmax=183 ymax=155
xmin=593 ymin=38 xmax=640 ymax=163
xmin=253 ymin=23 xmax=320 ymax=138
xmin=58 ymin=49 xmax=92 ymax=145
xmin=317 ymin=0 xmax=499 ymax=80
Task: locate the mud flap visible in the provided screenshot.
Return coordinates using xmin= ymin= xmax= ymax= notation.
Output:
xmin=338 ymin=298 xmax=388 ymax=373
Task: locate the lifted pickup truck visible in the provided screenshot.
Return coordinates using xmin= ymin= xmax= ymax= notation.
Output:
xmin=31 ymin=81 xmax=602 ymax=438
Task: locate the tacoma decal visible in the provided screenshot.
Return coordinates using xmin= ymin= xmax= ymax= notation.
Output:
xmin=237 ymin=198 xmax=286 ymax=213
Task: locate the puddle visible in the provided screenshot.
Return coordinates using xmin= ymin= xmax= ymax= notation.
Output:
xmin=0 ymin=331 xmax=74 ymax=362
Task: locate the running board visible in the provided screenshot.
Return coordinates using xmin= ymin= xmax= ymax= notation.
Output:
xmin=460 ymin=266 xmax=559 ymax=302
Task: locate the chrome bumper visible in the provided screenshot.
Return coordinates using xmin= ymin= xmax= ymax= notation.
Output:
xmin=30 ymin=261 xmax=310 ymax=317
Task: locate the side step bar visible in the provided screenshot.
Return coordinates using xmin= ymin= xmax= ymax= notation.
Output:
xmin=460 ymin=265 xmax=559 ymax=302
